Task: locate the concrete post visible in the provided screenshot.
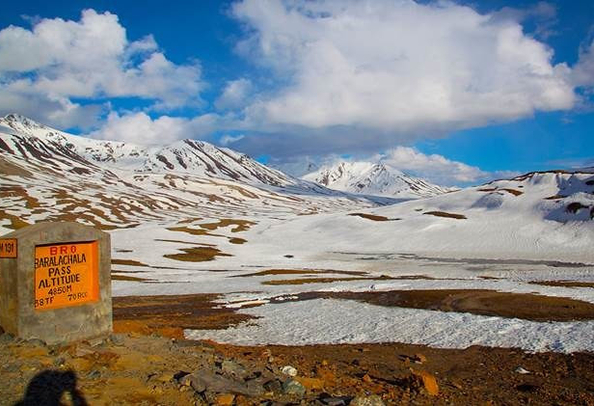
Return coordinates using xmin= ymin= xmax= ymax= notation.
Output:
xmin=0 ymin=222 xmax=112 ymax=345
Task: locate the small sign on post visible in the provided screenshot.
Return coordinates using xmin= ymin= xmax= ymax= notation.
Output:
xmin=0 ymin=222 xmax=112 ymax=345
xmin=0 ymin=238 xmax=17 ymax=258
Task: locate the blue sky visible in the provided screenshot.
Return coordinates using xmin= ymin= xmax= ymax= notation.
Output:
xmin=0 ymin=0 xmax=592 ymax=185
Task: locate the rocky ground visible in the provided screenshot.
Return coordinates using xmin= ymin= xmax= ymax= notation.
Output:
xmin=1 ymin=293 xmax=594 ymax=405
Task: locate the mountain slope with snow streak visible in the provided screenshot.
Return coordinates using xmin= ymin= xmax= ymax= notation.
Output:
xmin=1 ymin=114 xmax=303 ymax=187
xmin=0 ymin=114 xmax=385 ymax=232
xmin=303 ymin=160 xmax=455 ymax=198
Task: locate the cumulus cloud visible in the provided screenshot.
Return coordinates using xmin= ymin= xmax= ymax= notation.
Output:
xmin=88 ymin=112 xmax=191 ymax=145
xmin=0 ymin=9 xmax=204 ymax=128
xmin=215 ymin=79 xmax=253 ymax=110
xmin=376 ymin=147 xmax=520 ymax=185
xmin=87 ymin=111 xmax=237 ymax=145
xmin=232 ymin=0 xmax=576 ymax=135
xmin=375 ymin=147 xmax=485 ymax=183
xmin=572 ymin=39 xmax=594 ymax=89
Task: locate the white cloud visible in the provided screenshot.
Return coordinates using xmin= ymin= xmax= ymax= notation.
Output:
xmin=377 ymin=147 xmax=489 ymax=184
xmin=232 ymin=0 xmax=576 ymax=134
xmin=376 ymin=147 xmax=519 ymax=185
xmin=0 ymin=9 xmax=204 ymax=128
xmin=219 ymin=134 xmax=245 ymax=146
xmin=572 ymin=39 xmax=594 ymax=88
xmin=88 ymin=112 xmax=191 ymax=145
xmin=87 ymin=111 xmax=236 ymax=145
xmin=215 ymin=79 xmax=252 ymax=110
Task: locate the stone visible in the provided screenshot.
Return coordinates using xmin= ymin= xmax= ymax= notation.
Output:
xmin=412 ymin=370 xmax=439 ymax=396
xmin=53 ymin=357 xmax=66 ymax=367
xmin=350 ymin=394 xmax=385 ymax=406
xmin=281 ymin=365 xmax=298 ymax=377
xmin=86 ymin=370 xmax=101 ymax=379
xmin=215 ymin=393 xmax=235 ymax=406
xmin=319 ymin=396 xmax=350 ymax=406
xmin=109 ymin=334 xmax=127 ymax=346
xmin=296 ymin=377 xmax=324 ymax=390
xmin=180 ymin=373 xmax=207 ymax=392
xmin=156 ymin=372 xmax=175 ymax=383
xmin=263 ymin=379 xmax=283 ymax=394
xmin=221 ymin=360 xmax=248 ymax=379
xmin=244 ymin=378 xmax=266 ymax=396
xmin=282 ymin=378 xmax=306 ymax=397
xmin=88 ymin=337 xmax=106 ymax=347
xmin=515 ymin=366 xmax=531 ymax=374
xmin=73 ymin=346 xmax=96 ymax=358
xmin=414 ymin=353 xmax=427 ymax=364
xmin=27 ymin=338 xmax=47 ymax=347
xmin=183 ymin=370 xmax=261 ymax=396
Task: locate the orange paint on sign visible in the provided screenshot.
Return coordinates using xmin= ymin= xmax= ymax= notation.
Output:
xmin=0 ymin=239 xmax=17 ymax=258
xmin=34 ymin=241 xmax=99 ymax=311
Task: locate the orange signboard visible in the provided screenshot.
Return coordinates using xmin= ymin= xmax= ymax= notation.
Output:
xmin=0 ymin=239 xmax=17 ymax=258
xmin=34 ymin=241 xmax=99 ymax=310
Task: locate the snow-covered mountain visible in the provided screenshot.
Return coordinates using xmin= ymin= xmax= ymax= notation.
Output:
xmin=242 ymin=170 xmax=594 ymax=263
xmin=303 ymin=161 xmax=455 ymax=198
xmin=0 ymin=114 xmax=299 ymax=187
xmin=0 ymin=114 xmax=385 ymax=232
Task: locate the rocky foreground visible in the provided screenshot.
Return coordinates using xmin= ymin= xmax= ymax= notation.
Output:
xmin=2 ymin=322 xmax=594 ymax=405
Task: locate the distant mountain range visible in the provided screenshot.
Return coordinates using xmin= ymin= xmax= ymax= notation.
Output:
xmin=0 ymin=114 xmax=387 ymax=231
xmin=303 ymin=161 xmax=456 ymax=198
xmin=1 ymin=113 xmax=592 ymax=263
xmin=0 ymin=113 xmax=297 ymax=187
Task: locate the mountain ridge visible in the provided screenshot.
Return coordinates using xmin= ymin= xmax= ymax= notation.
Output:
xmin=0 ymin=113 xmax=390 ymax=232
xmin=303 ymin=160 xmax=456 ymax=198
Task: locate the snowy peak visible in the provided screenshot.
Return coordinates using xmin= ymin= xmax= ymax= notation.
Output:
xmin=141 ymin=139 xmax=292 ymax=186
xmin=0 ymin=114 xmax=295 ymax=187
xmin=303 ymin=160 xmax=454 ymax=198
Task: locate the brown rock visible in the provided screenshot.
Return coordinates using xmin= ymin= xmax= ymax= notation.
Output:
xmin=216 ymin=393 xmax=235 ymax=406
xmin=316 ymin=367 xmax=336 ymax=385
xmin=414 ymin=353 xmax=427 ymax=364
xmin=413 ymin=370 xmax=439 ymax=396
xmin=296 ymin=376 xmax=324 ymax=390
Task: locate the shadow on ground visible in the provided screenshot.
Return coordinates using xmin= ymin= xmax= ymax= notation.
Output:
xmin=14 ymin=369 xmax=88 ymax=406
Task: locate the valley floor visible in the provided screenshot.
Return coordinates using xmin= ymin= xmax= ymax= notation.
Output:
xmin=105 ymin=217 xmax=594 ymax=354
xmin=2 ymin=304 xmax=594 ymax=406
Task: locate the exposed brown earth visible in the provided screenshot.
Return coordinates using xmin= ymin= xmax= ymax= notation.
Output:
xmin=112 ymin=294 xmax=254 ymax=339
xmin=348 ymin=213 xmax=390 ymax=221
xmin=111 ymin=259 xmax=149 ymax=267
xmin=478 ymin=187 xmax=523 ymax=196
xmin=167 ymin=225 xmax=216 ymax=237
xmin=530 ymin=280 xmax=594 ymax=289
xmin=110 ymin=274 xmax=153 ymax=283
xmin=423 ymin=211 xmax=467 ymax=220
xmin=198 ymin=219 xmax=255 ymax=233
xmin=164 ymin=247 xmax=233 ymax=262
xmin=500 ymin=188 xmax=524 ymax=196
xmin=235 ymin=269 xmax=369 ymax=277
xmin=3 ymin=292 xmax=594 ymax=405
xmin=262 ymin=275 xmax=394 ymax=286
